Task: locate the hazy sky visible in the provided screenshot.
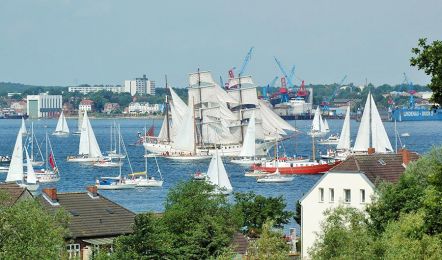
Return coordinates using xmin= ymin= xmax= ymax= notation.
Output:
xmin=0 ymin=0 xmax=441 ymax=88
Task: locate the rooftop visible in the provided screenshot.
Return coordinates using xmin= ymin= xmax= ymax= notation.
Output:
xmin=0 ymin=183 xmax=33 ymax=206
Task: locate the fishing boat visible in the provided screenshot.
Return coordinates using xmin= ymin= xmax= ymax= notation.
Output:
xmin=126 ymin=153 xmax=163 ymax=187
xmin=20 ymin=117 xmax=27 ymax=136
xmin=308 ymin=106 xmax=328 ymax=137
xmin=353 ymin=92 xmax=393 ymax=154
xmin=205 ymin=150 xmax=233 ymax=195
xmin=67 ymin=111 xmax=104 ymax=162
xmin=53 ymin=111 xmax=70 ymax=136
xmin=251 ymin=159 xmax=340 ymax=175
xmin=34 ymin=133 xmax=60 ymax=183
xmin=5 ymin=130 xmax=39 ymax=191
xmin=317 ymin=134 xmax=340 ymax=145
xmin=25 ymin=123 xmax=45 ymax=167
xmin=256 ymin=169 xmax=294 ymax=183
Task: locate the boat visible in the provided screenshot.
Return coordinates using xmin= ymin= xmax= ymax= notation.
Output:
xmin=317 ymin=134 xmax=340 ymax=145
xmin=193 ymin=171 xmax=207 ymax=180
xmin=95 ymin=175 xmax=135 ymax=190
xmin=72 ymin=111 xmax=83 ymax=135
xmin=401 ymin=132 xmax=410 ymax=137
xmin=53 ymin=111 xmax=70 ymax=136
xmin=251 ymin=159 xmax=340 ymax=175
xmin=34 ymin=132 xmax=60 ymax=183
xmin=244 ymin=169 xmax=273 ymax=177
xmin=353 ymin=92 xmax=393 ymax=153
xmin=205 ymin=150 xmax=233 ymax=195
xmin=5 ymin=130 xmax=39 ymax=191
xmin=20 ymin=117 xmax=27 ymax=136
xmin=256 ymin=169 xmax=294 ymax=183
xmin=93 ymin=158 xmax=123 ymax=167
xmin=143 ymin=70 xmax=297 ymax=157
xmin=106 ymin=122 xmax=126 ymax=159
xmin=320 ymin=106 xmax=352 ymax=160
xmin=324 ymin=118 xmax=330 ymax=132
xmin=126 ymin=153 xmax=163 ymax=187
xmin=67 ymin=111 xmax=104 ymax=162
xmin=0 ymin=166 xmax=8 ymax=173
xmin=308 ymin=106 xmax=328 ymax=137
xmin=25 ymin=123 xmax=44 ymax=167
xmin=0 ymin=155 xmax=11 ymax=165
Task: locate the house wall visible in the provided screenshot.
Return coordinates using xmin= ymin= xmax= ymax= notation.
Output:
xmin=300 ymin=172 xmax=375 ymax=259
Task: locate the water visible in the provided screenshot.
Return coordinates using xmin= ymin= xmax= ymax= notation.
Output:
xmin=1 ymin=118 xmax=441 ymax=229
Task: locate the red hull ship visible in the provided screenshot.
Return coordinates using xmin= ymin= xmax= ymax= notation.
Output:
xmin=251 ymin=160 xmax=341 ymax=175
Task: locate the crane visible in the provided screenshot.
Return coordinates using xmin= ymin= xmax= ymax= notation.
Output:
xmin=238 ymin=47 xmax=254 ymax=76
xmin=403 ymin=73 xmax=415 ymax=108
xmin=274 ymin=57 xmax=295 ymax=87
xmin=261 ymin=76 xmax=279 ymax=100
xmin=321 ymin=75 xmax=347 ymax=111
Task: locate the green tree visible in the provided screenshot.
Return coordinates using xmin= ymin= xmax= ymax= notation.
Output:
xmin=0 ymin=197 xmax=68 ymax=259
xmin=247 ymin=220 xmax=290 ymax=260
xmin=411 ymin=38 xmax=442 ymax=105
xmin=234 ymin=192 xmax=293 ymax=237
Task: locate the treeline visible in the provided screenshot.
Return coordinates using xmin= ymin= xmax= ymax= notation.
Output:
xmin=309 ymin=147 xmax=442 ymax=259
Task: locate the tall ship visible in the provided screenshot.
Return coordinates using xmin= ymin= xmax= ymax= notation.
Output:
xmin=143 ymin=70 xmax=297 ymax=157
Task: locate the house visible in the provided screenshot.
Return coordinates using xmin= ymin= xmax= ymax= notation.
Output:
xmin=300 ymin=149 xmax=419 ymax=259
xmin=128 ymin=102 xmax=161 ymax=114
xmin=0 ymin=183 xmax=33 ymax=206
xmin=79 ymin=99 xmax=94 ymax=112
xmin=103 ymin=103 xmax=120 ymax=114
xmin=38 ymin=187 xmax=135 ymax=260
xmin=10 ymin=100 xmax=27 ymax=115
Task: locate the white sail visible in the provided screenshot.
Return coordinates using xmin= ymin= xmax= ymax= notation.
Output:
xmin=324 ymin=118 xmax=330 ymax=131
xmin=20 ymin=117 xmax=27 ymax=135
xmin=206 ymin=151 xmax=233 ymax=193
xmin=337 ymin=106 xmax=351 ymax=150
xmin=239 ymin=112 xmax=256 ymax=157
xmin=55 ymin=112 xmax=69 ymax=134
xmin=78 ymin=111 xmax=102 ymax=157
xmin=172 ymin=106 xmax=195 ymax=152
xmin=353 ymin=94 xmax=372 ymax=152
xmin=6 ymin=130 xmax=24 ymax=182
xmin=169 ymin=87 xmax=188 ymax=117
xmin=370 ymin=97 xmax=393 ymax=153
xmin=319 ymin=114 xmax=327 ymax=133
xmin=258 ymin=99 xmax=297 ymax=133
xmin=24 ymin=147 xmax=37 ymax=184
xmin=77 ymin=110 xmax=84 ymax=132
xmin=62 ymin=112 xmax=69 ymax=133
xmin=157 ymin=116 xmax=169 ymax=141
xmin=312 ymin=107 xmax=321 ymax=131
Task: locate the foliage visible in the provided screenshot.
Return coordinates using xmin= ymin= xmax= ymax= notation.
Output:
xmin=411 ymin=38 xmax=442 ymax=105
xmin=247 ymin=220 xmax=290 ymax=260
xmin=0 ymin=198 xmax=69 ymax=259
xmin=294 ymin=200 xmax=301 ymax=225
xmin=233 ymin=192 xmax=293 ymax=237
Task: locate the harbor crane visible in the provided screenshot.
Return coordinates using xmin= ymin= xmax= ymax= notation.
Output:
xmin=274 ymin=57 xmax=295 ymax=87
xmin=321 ymin=75 xmax=347 ymax=111
xmin=403 ymin=73 xmax=415 ymax=108
xmin=261 ymin=76 xmax=279 ymax=100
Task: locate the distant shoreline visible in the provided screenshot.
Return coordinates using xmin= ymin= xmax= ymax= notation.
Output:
xmin=65 ymin=115 xmax=163 ymax=120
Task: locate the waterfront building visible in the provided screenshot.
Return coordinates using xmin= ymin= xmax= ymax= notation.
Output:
xmin=103 ymin=102 xmax=120 ymax=114
xmin=124 ymin=75 xmax=155 ymax=96
xmin=10 ymin=100 xmax=27 ymax=115
xmin=68 ymin=85 xmax=124 ymax=94
xmin=39 ymin=187 xmax=135 ymax=259
xmin=127 ymin=102 xmax=161 ymax=114
xmin=79 ymin=99 xmax=94 ymax=112
xmin=26 ymin=94 xmax=63 ymax=118
xmin=300 ymin=149 xmax=419 ymax=259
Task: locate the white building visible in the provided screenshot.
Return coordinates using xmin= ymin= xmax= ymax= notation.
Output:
xmin=68 ymin=85 xmax=124 ymax=94
xmin=124 ymin=75 xmax=155 ymax=96
xmin=127 ymin=102 xmax=161 ymax=114
xmin=300 ymin=150 xmax=418 ymax=259
xmin=79 ymin=100 xmax=94 ymax=112
xmin=27 ymin=94 xmax=63 ymax=118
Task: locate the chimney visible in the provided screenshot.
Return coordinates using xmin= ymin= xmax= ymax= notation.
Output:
xmin=43 ymin=188 xmax=58 ymax=203
xmin=87 ymin=186 xmax=98 ymax=198
xmin=400 ymin=148 xmax=411 ymax=166
xmin=367 ymin=147 xmax=375 ymax=155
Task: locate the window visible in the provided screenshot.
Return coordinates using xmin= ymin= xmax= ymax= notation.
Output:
xmin=319 ymin=188 xmax=324 ymax=202
xmin=329 ymin=188 xmax=335 ymax=202
xmin=66 ymin=244 xmax=80 ymax=259
xmin=344 ymin=189 xmax=351 ymax=203
xmin=360 ymin=189 xmax=366 ymax=203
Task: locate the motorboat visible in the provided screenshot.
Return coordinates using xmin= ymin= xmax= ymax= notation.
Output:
xmin=317 ymin=134 xmax=340 ymax=145
xmin=251 ymin=159 xmax=341 ymax=175
xmin=95 ymin=176 xmax=135 ymax=190
xmin=256 ymin=169 xmax=294 ymax=183
xmin=93 ymin=158 xmax=123 ymax=167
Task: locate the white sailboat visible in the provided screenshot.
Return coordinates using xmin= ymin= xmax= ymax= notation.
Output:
xmin=94 ymin=124 xmax=125 ymax=167
xmin=107 ymin=122 xmax=126 ymax=159
xmin=26 ymin=123 xmax=44 ymax=167
xmin=324 ymin=118 xmax=330 ymax=132
xmin=5 ymin=130 xmax=39 ymax=191
xmin=72 ymin=110 xmax=83 ymax=135
xmin=231 ymin=112 xmax=262 ymax=165
xmin=321 ymin=106 xmax=352 ymax=160
xmin=308 ymin=106 xmax=328 ymax=137
xmin=127 ymin=152 xmax=163 ymax=187
xmin=53 ymin=111 xmax=69 ymax=136
xmin=67 ymin=111 xmax=103 ymax=162
xmin=353 ymin=93 xmax=393 ymax=153
xmin=256 ymin=139 xmax=294 ymax=183
xmin=35 ymin=132 xmax=60 ymax=183
xmin=20 ymin=117 xmax=27 ymax=136
xmin=205 ymin=150 xmax=233 ymax=195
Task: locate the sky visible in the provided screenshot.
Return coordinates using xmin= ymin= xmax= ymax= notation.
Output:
xmin=0 ymin=0 xmax=441 ymax=88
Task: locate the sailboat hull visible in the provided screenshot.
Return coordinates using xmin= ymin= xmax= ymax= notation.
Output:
xmin=252 ymin=160 xmax=341 ymax=175
xmin=96 ymin=184 xmax=135 ymax=190
xmin=66 ymin=156 xmax=102 ymax=162
xmin=52 ymin=131 xmax=69 ymax=136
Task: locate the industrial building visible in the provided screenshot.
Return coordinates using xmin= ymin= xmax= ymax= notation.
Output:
xmin=26 ymin=94 xmax=63 ymax=118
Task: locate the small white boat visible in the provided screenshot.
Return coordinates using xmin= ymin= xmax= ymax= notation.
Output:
xmin=193 ymin=171 xmax=207 ymax=180
xmin=205 ymin=150 xmax=233 ymax=195
xmin=34 ymin=133 xmax=61 ymax=183
xmin=317 ymin=134 xmax=340 ymax=145
xmin=53 ymin=111 xmax=70 ymax=136
xmin=308 ymin=106 xmax=329 ymax=137
xmin=93 ymin=159 xmax=123 ymax=168
xmin=244 ymin=169 xmax=273 ymax=177
xmin=256 ymin=169 xmax=294 ymax=183
xmin=95 ymin=176 xmax=135 ymax=190
xmin=401 ymin=132 xmax=410 ymax=137
xmin=0 ymin=166 xmax=9 ymax=173
xmin=126 ymin=153 xmax=164 ymax=187
xmin=231 ymin=112 xmax=261 ymax=166
xmin=25 ymin=123 xmax=45 ymax=167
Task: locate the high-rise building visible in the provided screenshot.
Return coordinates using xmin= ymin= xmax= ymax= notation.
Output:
xmin=27 ymin=94 xmax=63 ymax=118
xmin=124 ymin=75 xmax=155 ymax=96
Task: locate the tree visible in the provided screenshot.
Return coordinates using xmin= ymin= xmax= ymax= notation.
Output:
xmin=247 ymin=220 xmax=290 ymax=260
xmin=0 ymin=197 xmax=68 ymax=259
xmin=411 ymin=38 xmax=442 ymax=105
xmin=234 ymin=192 xmax=293 ymax=237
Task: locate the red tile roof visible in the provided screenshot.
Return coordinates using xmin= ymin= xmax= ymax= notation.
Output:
xmin=330 ymin=150 xmax=419 ymax=185
xmin=80 ymin=99 xmax=94 ymax=105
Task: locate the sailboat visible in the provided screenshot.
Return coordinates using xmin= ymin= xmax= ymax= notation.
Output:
xmin=94 ymin=124 xmax=124 ymax=167
xmin=321 ymin=106 xmax=351 ymax=160
xmin=5 ymin=130 xmax=39 ymax=191
xmin=205 ymin=150 xmax=233 ymax=195
xmin=323 ymin=118 xmax=330 ymax=132
xmin=53 ymin=111 xmax=69 ymax=136
xmin=353 ymin=93 xmax=393 ymax=153
xmin=72 ymin=110 xmax=83 ymax=135
xmin=231 ymin=112 xmax=262 ymax=165
xmin=127 ymin=152 xmax=163 ymax=187
xmin=67 ymin=111 xmax=103 ymax=162
xmin=20 ymin=117 xmax=27 ymax=136
xmin=26 ymin=123 xmax=44 ymax=167
xmin=308 ymin=107 xmax=328 ymax=137
xmin=256 ymin=141 xmax=294 ymax=183
xmin=34 ymin=132 xmax=60 ymax=183
xmin=107 ymin=122 xmax=126 ymax=159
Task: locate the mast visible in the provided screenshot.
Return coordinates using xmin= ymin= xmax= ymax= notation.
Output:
xmin=110 ymin=123 xmax=113 ymax=152
xmin=192 ymin=97 xmax=197 ymax=155
xmin=368 ymin=93 xmax=372 ymax=148
xmin=165 ymin=75 xmax=171 ymax=143
xmin=31 ymin=122 xmax=34 ymax=161
xmin=45 ymin=131 xmax=48 ymax=171
xmin=394 ymin=118 xmax=398 ymax=153
xmin=239 ymin=74 xmax=244 ymax=144
xmin=197 ymin=69 xmax=203 ymax=146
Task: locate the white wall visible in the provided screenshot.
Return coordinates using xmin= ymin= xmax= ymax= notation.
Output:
xmin=300 ymin=172 xmax=375 ymax=259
